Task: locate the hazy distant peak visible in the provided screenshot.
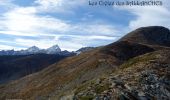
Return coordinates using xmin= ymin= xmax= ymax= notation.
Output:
xmin=26 ymin=46 xmax=40 ymax=53
xmin=46 ymin=45 xmax=61 ymax=54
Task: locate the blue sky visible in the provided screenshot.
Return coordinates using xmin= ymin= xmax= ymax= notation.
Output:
xmin=0 ymin=0 xmax=170 ymax=51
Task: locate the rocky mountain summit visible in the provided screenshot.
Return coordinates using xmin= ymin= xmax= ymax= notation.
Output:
xmin=26 ymin=46 xmax=40 ymax=53
xmin=46 ymin=45 xmax=61 ymax=54
xmin=0 ymin=26 xmax=169 ymax=100
xmin=120 ymin=26 xmax=170 ymax=46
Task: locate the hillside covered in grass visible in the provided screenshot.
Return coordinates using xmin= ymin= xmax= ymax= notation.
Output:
xmin=0 ymin=26 xmax=169 ymax=100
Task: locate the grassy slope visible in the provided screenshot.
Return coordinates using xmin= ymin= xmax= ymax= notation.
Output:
xmin=0 ymin=41 xmax=156 ymax=100
xmin=1 ymin=25 xmax=170 ymax=100
xmin=0 ymin=54 xmax=67 ymax=84
xmin=73 ymin=49 xmax=170 ymax=100
xmin=0 ymin=47 xmax=117 ymax=99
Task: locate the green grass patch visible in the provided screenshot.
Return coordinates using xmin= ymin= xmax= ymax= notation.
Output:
xmin=79 ymin=95 xmax=94 ymax=100
xmin=74 ymin=80 xmax=95 ymax=95
xmin=94 ymin=83 xmax=110 ymax=94
xmin=120 ymin=52 xmax=156 ymax=69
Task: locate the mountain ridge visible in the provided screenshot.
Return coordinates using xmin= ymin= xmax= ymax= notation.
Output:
xmin=0 ymin=54 xmax=68 ymax=84
xmin=0 ymin=45 xmax=62 ymax=55
xmin=120 ymin=26 xmax=170 ymax=47
xmin=0 ymin=45 xmax=95 ymax=56
xmin=0 ymin=26 xmax=169 ymax=100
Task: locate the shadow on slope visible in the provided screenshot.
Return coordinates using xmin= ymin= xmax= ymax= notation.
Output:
xmin=0 ymin=54 xmax=67 ymax=84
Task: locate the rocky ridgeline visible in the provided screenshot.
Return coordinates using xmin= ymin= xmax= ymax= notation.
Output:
xmin=74 ymin=70 xmax=170 ymax=100
xmin=73 ymin=50 xmax=170 ymax=100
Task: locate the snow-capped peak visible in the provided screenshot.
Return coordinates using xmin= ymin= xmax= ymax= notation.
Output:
xmin=26 ymin=46 xmax=40 ymax=53
xmin=0 ymin=44 xmax=65 ymax=55
xmin=46 ymin=45 xmax=61 ymax=54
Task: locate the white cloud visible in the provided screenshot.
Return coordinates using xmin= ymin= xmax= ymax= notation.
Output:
xmin=0 ymin=40 xmax=25 ymax=50
xmin=35 ymin=0 xmax=63 ymax=8
xmin=34 ymin=0 xmax=87 ymax=14
xmin=88 ymin=35 xmax=117 ymax=40
xmin=0 ymin=0 xmax=124 ymax=51
xmin=14 ymin=38 xmax=84 ymax=51
xmin=0 ymin=31 xmax=37 ymax=36
xmin=15 ymin=38 xmax=57 ymax=49
xmin=0 ymin=6 xmax=72 ymax=36
xmin=57 ymin=41 xmax=84 ymax=51
xmin=62 ymin=35 xmax=118 ymax=41
xmin=116 ymin=0 xmax=170 ymax=30
xmin=129 ymin=6 xmax=170 ymax=30
xmin=0 ymin=6 xmax=119 ymax=36
xmin=0 ymin=0 xmax=12 ymax=5
xmin=81 ymin=24 xmax=119 ymax=36
xmin=0 ymin=0 xmax=17 ymax=10
xmin=0 ymin=45 xmax=15 ymax=50
xmin=0 ymin=3 xmax=120 ymax=51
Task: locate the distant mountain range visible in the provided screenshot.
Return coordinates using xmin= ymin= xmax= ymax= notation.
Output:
xmin=0 ymin=26 xmax=169 ymax=100
xmin=0 ymin=45 xmax=94 ymax=84
xmin=0 ymin=45 xmax=94 ymax=56
xmin=0 ymin=45 xmax=62 ymax=55
xmin=75 ymin=47 xmax=95 ymax=55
